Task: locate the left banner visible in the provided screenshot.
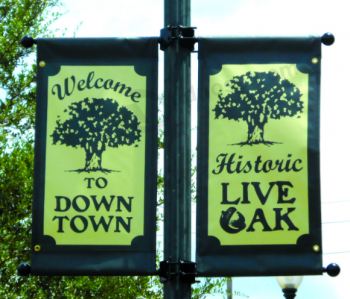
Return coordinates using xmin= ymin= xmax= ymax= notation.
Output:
xmin=32 ymin=38 xmax=158 ymax=275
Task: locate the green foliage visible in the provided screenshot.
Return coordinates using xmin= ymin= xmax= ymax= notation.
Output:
xmin=0 ymin=0 xmax=64 ymax=134
xmin=0 ymin=134 xmax=34 ymax=296
xmin=192 ymin=277 xmax=229 ymax=299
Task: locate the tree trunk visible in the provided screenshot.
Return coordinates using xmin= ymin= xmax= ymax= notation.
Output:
xmin=84 ymin=144 xmax=103 ymax=170
xmin=246 ymin=119 xmax=265 ymax=144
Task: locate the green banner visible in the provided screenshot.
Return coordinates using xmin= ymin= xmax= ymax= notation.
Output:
xmin=32 ymin=38 xmax=158 ymax=275
xmin=196 ymin=37 xmax=323 ymax=276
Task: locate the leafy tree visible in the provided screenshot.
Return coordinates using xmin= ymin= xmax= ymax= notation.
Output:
xmin=0 ymin=0 xmax=64 ymax=134
xmin=51 ymin=98 xmax=141 ymax=172
xmin=213 ymin=71 xmax=303 ymax=145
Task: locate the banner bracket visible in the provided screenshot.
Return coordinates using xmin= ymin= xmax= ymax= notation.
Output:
xmin=158 ymin=25 xmax=198 ymax=51
xmin=157 ymin=257 xmax=199 ymax=284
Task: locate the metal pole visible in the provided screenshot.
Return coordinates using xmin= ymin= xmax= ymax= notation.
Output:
xmin=227 ymin=278 xmax=232 ymax=299
xmin=163 ymin=0 xmax=192 ymax=298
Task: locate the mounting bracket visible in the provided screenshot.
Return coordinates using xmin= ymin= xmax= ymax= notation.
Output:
xmin=158 ymin=25 xmax=198 ymax=51
xmin=157 ymin=257 xmax=199 ymax=284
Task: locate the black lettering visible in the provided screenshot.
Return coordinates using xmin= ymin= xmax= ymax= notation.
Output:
xmin=116 ymin=196 xmax=133 ymax=212
xmin=262 ymin=160 xmax=277 ymax=172
xmin=52 ymin=84 xmax=65 ymax=100
xmin=54 ymin=196 xmax=71 ymax=212
xmin=251 ymin=182 xmax=275 ymax=205
xmin=103 ymin=79 xmax=114 ymax=90
xmin=70 ymin=215 xmax=88 ymax=233
xmin=84 ymin=177 xmax=95 ymax=188
xmin=86 ymin=71 xmax=95 ymax=89
xmin=77 ymin=79 xmax=86 ymax=91
xmin=243 ymin=161 xmax=252 ymax=173
xmin=276 ymin=181 xmax=296 ymax=204
xmin=292 ymin=159 xmax=303 ymax=172
xmin=226 ymin=154 xmax=236 ymax=173
xmin=88 ymin=216 xmax=114 ymax=232
xmin=236 ymin=155 xmax=244 ymax=173
xmin=254 ymin=156 xmax=263 ymax=173
xmin=94 ymin=78 xmax=104 ymax=89
xmin=96 ymin=177 xmax=107 ymax=188
xmin=246 ymin=209 xmax=272 ymax=232
xmin=212 ymin=154 xmax=237 ymax=174
xmin=113 ymin=82 xmax=132 ymax=95
xmin=72 ymin=195 xmax=90 ymax=212
xmin=275 ymin=160 xmax=286 ymax=172
xmin=285 ymin=154 xmax=292 ymax=172
xmin=90 ymin=195 xmax=115 ymax=211
xmin=240 ymin=182 xmax=251 ymax=204
xmin=52 ymin=216 xmax=69 ymax=232
xmin=212 ymin=154 xmax=228 ymax=174
xmin=64 ymin=76 xmax=75 ymax=97
xmin=220 ymin=183 xmax=240 ymax=205
xmin=115 ymin=217 xmax=132 ymax=233
xmin=273 ymin=208 xmax=299 ymax=231
xmin=130 ymin=92 xmax=141 ymax=102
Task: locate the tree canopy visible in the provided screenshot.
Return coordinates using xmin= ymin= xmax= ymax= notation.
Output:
xmin=0 ymin=0 xmax=64 ymax=134
xmin=213 ymin=71 xmax=303 ymax=145
xmin=51 ymin=98 xmax=141 ymax=172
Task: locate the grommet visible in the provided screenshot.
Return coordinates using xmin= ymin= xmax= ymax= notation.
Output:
xmin=313 ymin=245 xmax=320 ymax=252
xmin=34 ymin=245 xmax=41 ymax=252
xmin=312 ymin=58 xmax=318 ymax=64
xmin=39 ymin=61 xmax=46 ymax=67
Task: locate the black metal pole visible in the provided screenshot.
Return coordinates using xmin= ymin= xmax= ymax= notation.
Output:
xmin=163 ymin=0 xmax=192 ymax=298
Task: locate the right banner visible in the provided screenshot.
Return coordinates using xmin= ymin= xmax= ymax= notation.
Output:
xmin=196 ymin=37 xmax=323 ymax=276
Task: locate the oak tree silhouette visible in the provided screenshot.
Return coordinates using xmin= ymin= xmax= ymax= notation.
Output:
xmin=213 ymin=71 xmax=303 ymax=146
xmin=51 ymin=97 xmax=141 ymax=173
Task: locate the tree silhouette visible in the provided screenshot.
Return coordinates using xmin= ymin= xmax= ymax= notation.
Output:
xmin=213 ymin=71 xmax=303 ymax=146
xmin=51 ymin=98 xmax=141 ymax=172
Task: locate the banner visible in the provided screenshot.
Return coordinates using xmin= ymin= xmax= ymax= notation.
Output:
xmin=196 ymin=37 xmax=323 ymax=276
xmin=32 ymin=38 xmax=158 ymax=275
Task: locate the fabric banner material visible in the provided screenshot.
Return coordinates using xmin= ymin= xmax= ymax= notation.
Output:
xmin=196 ymin=37 xmax=323 ymax=276
xmin=32 ymin=38 xmax=158 ymax=275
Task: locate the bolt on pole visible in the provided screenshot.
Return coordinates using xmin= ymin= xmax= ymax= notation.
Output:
xmin=163 ymin=0 xmax=192 ymax=298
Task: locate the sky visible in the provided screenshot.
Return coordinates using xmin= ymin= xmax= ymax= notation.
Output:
xmin=25 ymin=0 xmax=350 ymax=298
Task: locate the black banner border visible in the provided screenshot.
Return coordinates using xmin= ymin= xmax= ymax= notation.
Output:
xmin=196 ymin=37 xmax=323 ymax=277
xmin=31 ymin=38 xmax=158 ymax=276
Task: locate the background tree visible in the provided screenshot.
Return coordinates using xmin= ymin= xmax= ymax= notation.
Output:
xmin=51 ymin=97 xmax=141 ymax=172
xmin=0 ymin=0 xmax=64 ymax=134
xmin=213 ymin=71 xmax=303 ymax=145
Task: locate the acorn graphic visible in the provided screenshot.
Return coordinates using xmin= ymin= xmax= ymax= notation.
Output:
xmin=220 ymin=207 xmax=246 ymax=234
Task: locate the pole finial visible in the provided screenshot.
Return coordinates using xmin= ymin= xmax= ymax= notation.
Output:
xmin=21 ymin=35 xmax=36 ymax=48
xmin=321 ymin=33 xmax=335 ymax=46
